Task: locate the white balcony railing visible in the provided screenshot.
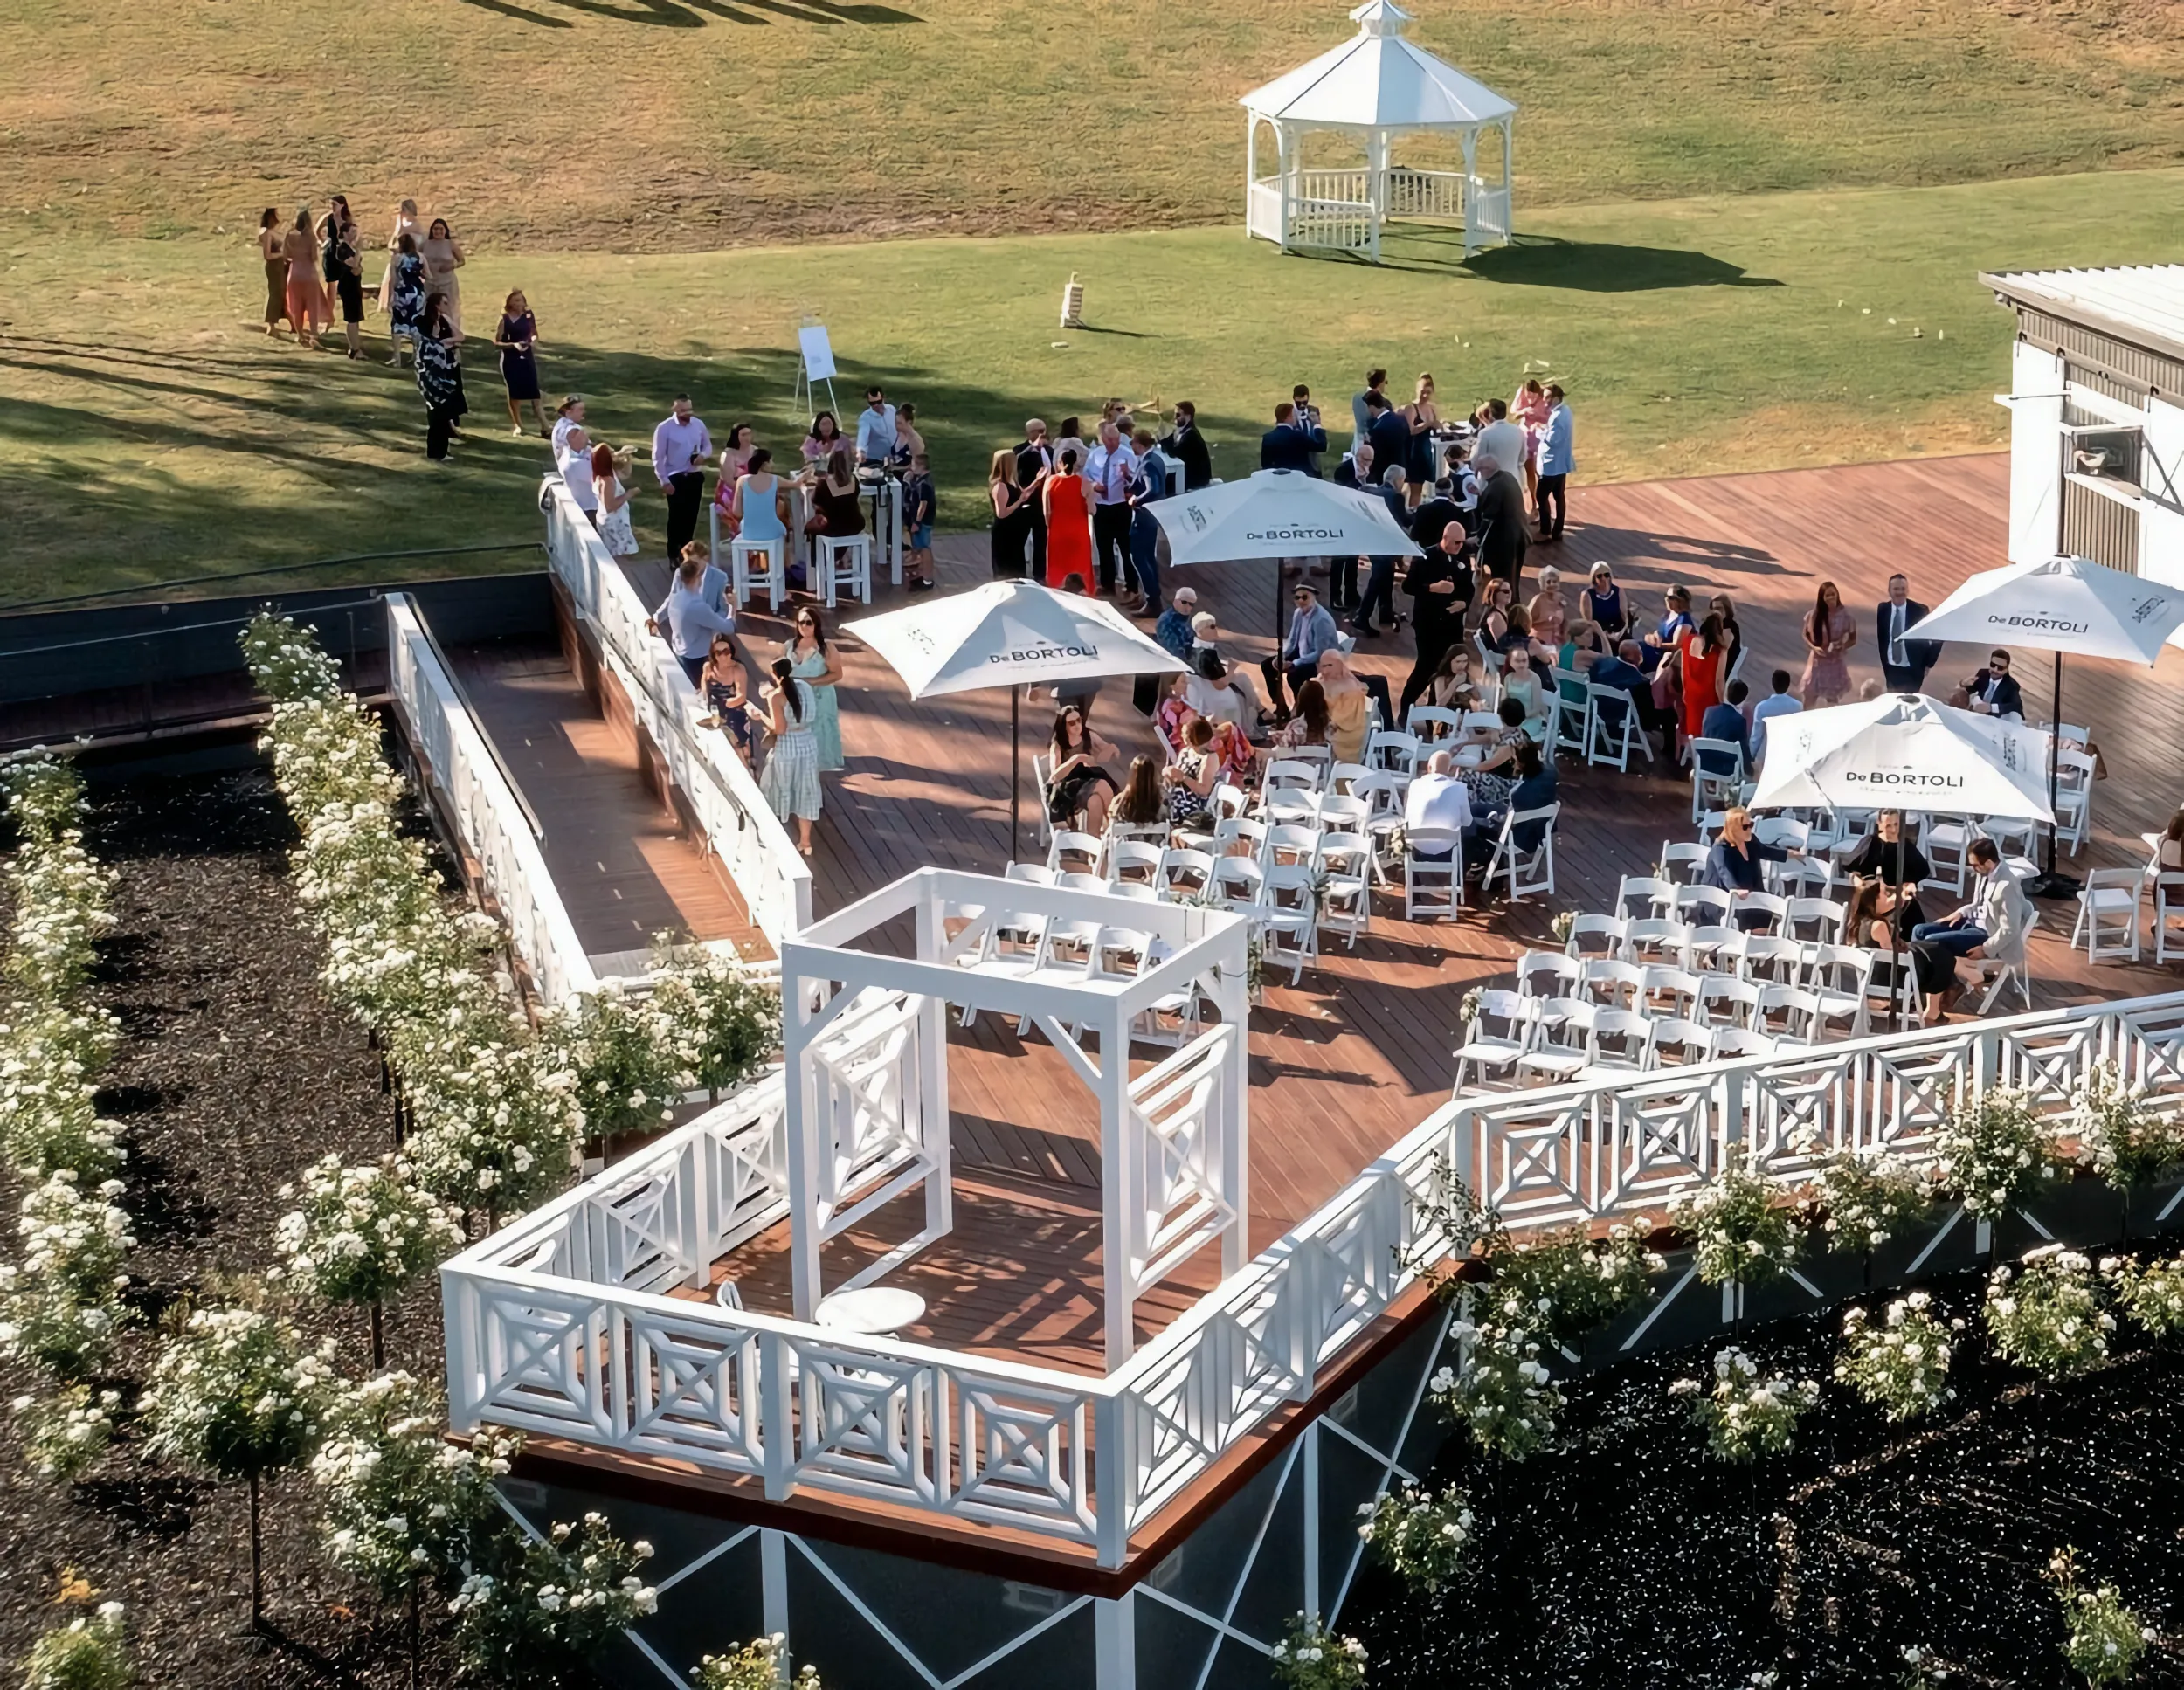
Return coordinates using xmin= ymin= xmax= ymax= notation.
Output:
xmin=443 ymin=990 xmax=2184 ymax=1567
xmin=385 ymin=595 xmax=598 ymax=1007
xmin=541 ymin=479 xmax=812 ymax=954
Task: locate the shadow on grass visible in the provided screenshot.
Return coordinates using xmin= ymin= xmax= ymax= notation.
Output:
xmin=458 ymin=0 xmax=918 ymax=22
xmin=1282 ymin=227 xmax=1781 ymax=292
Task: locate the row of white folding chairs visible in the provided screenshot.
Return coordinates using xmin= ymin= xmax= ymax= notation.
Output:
xmin=1455 ymin=990 xmax=1785 ymax=1093
xmin=1513 ymin=948 xmax=1876 ymax=1038
xmin=1607 ymin=877 xmax=1849 ymax=945
xmin=957 ymin=902 xmax=1206 ymax=1045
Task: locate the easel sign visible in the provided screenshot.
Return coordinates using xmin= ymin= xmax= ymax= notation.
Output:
xmin=792 ymin=318 xmax=840 ymax=420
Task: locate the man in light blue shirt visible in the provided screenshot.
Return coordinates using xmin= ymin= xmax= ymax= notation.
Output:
xmin=1259 ymin=583 xmax=1340 ymax=722
xmin=1536 ymin=383 xmax=1573 ymax=541
xmin=646 ymin=554 xmax=737 ymax=686
xmin=854 ymin=386 xmax=898 ymax=465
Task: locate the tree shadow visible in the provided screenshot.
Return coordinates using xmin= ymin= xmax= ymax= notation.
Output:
xmin=75 ymin=1473 xmax=208 ymax=1539
xmin=1465 ymin=235 xmax=1784 ymax=293
xmin=455 ymin=0 xmax=919 ymax=22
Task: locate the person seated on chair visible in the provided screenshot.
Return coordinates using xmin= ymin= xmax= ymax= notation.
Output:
xmin=1111 ymin=755 xmax=1167 ymax=832
xmin=1589 ymin=638 xmax=1674 ymax=751
xmin=1047 ymin=704 xmax=1121 ymax=834
xmin=1261 ymin=583 xmax=1340 ymax=724
xmin=1704 ymin=804 xmax=1806 ymax=928
xmin=1952 ymin=649 xmax=2024 ymax=720
xmin=1638 ymin=584 xmax=1695 ymax=676
xmin=1160 ymin=715 xmax=1224 ymax=834
xmin=1695 ymin=679 xmax=1752 ymax=776
xmin=1841 ymin=808 xmax=1931 ymax=942
xmin=1909 ymin=838 xmax=2030 ymax=1024
xmin=2160 ymin=806 xmax=2184 ymax=873
xmin=1464 ymin=740 xmax=1553 ymax=869
xmin=1404 ymin=750 xmax=1472 ymax=860
xmin=1460 ymin=697 xmax=1533 ymax=813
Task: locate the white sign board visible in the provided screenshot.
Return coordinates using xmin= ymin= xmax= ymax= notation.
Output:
xmin=798 ymin=323 xmax=837 ymax=383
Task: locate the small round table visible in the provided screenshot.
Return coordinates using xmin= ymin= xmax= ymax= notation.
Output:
xmin=813 ymin=1286 xmax=927 ymax=1336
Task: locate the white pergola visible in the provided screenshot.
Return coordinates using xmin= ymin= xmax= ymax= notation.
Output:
xmin=1241 ymin=0 xmax=1517 ymax=261
xmin=781 ymin=869 xmax=1252 ymax=1369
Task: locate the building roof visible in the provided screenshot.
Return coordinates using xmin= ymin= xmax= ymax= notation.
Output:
xmin=1241 ymin=0 xmax=1517 ymax=131
xmin=1981 ymin=265 xmax=2184 ymax=368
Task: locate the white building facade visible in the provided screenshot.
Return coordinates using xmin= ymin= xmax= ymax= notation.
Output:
xmin=1986 ymin=266 xmax=2184 ymax=587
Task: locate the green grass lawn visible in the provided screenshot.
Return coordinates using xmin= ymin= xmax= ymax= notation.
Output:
xmin=5 ymin=166 xmax=2183 ymax=606
xmin=1 ymin=0 xmax=2179 ymax=250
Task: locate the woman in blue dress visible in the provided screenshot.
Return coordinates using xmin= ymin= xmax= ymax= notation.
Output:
xmin=493 ymin=288 xmax=547 ymax=438
xmin=785 ymin=607 xmax=844 ymax=772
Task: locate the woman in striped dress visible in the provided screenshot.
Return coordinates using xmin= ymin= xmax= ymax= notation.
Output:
xmin=758 ymin=657 xmax=821 ymax=855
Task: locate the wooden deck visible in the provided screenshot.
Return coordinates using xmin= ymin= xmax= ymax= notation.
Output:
xmin=447 ymin=637 xmax=764 ymax=969
xmin=694 ymin=452 xmax=2184 ymax=1376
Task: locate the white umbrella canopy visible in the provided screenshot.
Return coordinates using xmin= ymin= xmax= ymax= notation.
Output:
xmin=1914 ymin=554 xmax=2184 ymax=664
xmin=844 ymin=581 xmax=1185 ymax=859
xmin=844 ymin=579 xmax=1185 ymax=699
xmin=1151 ymin=469 xmax=1424 ymax=568
xmin=1749 ymin=693 xmax=2053 ymax=824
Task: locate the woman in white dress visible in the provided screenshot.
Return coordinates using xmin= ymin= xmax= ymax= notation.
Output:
xmin=758 ymin=657 xmax=821 ymax=855
xmin=592 ymin=444 xmax=639 ymax=557
xmin=377 ymin=197 xmax=419 ymax=315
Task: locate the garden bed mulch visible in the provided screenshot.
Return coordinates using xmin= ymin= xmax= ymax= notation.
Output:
xmin=1353 ymin=1272 xmax=2184 ymax=1689
xmin=0 ymin=769 xmax=458 ymax=1687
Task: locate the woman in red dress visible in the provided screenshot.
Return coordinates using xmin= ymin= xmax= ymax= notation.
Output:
xmin=1677 ymin=611 xmax=1727 ymax=744
xmin=1042 ymin=445 xmax=1096 ymax=593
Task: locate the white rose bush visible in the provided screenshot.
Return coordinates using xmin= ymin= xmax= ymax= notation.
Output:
xmin=1269 ymin=1613 xmax=1368 ymax=1690
xmin=2104 ymin=1249 xmax=2184 ymax=1337
xmin=2049 ymin=1547 xmax=2154 ymax=1687
xmin=1358 ymin=1482 xmax=1475 ymax=1593
xmin=1804 ymin=1148 xmax=1932 ymax=1257
xmin=1984 ymin=1248 xmax=2115 ymax=1380
xmin=693 ymin=1635 xmax=823 ymax=1690
xmin=1669 ymin=1166 xmax=1802 ymax=1288
xmin=1669 ymin=1345 xmax=1821 ymax=1462
xmin=1433 ymin=1287 xmax=1564 ymax=1462
xmin=448 ymin=1511 xmax=660 ymax=1689
xmin=21 ymin=1600 xmax=131 ymax=1690
xmin=12 ymin=1384 xmax=124 ymax=1481
xmin=2072 ymin=1063 xmax=2184 ymax=1193
xmin=1933 ymin=1087 xmax=2054 ymax=1223
xmin=0 ymin=1170 xmax=135 ymax=1383
xmin=140 ymin=1306 xmax=339 ymax=1628
xmin=271 ymin=1153 xmax=464 ymax=1366
xmin=1834 ymin=1293 xmax=1959 ymax=1423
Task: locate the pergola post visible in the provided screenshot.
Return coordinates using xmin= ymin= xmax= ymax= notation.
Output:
xmin=913 ymin=885 xmax=952 ymax=1249
xmin=1501 ymin=115 xmax=1516 ymax=245
xmin=1245 ymin=115 xmax=1258 ymax=238
xmin=1102 ymin=1001 xmax=1136 ymax=1370
xmin=1365 ymin=127 xmax=1388 ymax=260
xmin=1216 ymin=937 xmax=1251 ymax=1278
xmin=1277 ymin=121 xmax=1294 ymax=252
xmin=783 ymin=969 xmax=822 ymax=1322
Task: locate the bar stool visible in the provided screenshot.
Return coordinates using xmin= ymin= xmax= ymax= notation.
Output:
xmin=818 ymin=534 xmax=873 ymax=608
xmin=730 ymin=536 xmax=786 ymax=612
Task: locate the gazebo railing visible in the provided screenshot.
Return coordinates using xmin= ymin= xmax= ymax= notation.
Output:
xmin=1469 ymin=181 xmax=1511 ymax=245
xmin=1380 ymin=167 xmax=1468 ymax=220
xmin=1248 ymin=178 xmax=1285 ymax=244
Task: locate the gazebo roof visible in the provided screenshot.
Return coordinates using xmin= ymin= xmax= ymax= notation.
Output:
xmin=1240 ymin=0 xmax=1517 ymax=131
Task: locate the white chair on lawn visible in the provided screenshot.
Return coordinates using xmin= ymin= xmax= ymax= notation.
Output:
xmin=1350 ymin=772 xmax=1406 ymax=884
xmin=1260 ymin=865 xmax=1320 ymax=983
xmin=1403 ymin=828 xmax=1464 ymax=921
xmin=1564 ymin=913 xmax=1627 ymax=961
xmin=1326 ymin=762 xmax=1376 ymax=799
xmin=1213 ymin=815 xmax=1270 ymax=866
xmin=2070 ymin=867 xmax=2144 ymax=964
xmin=1262 ymin=823 xmax=1322 ymax=872
xmin=730 ymin=535 xmax=788 ymax=613
xmin=1518 ymin=950 xmax=1583 ymax=1000
xmin=1453 ymin=990 xmax=1533 ymax=1093
xmin=1316 ymin=794 xmax=1371 ymax=836
xmin=1516 ymin=999 xmax=1593 ymax=1085
xmin=2154 ymin=873 xmax=2184 ymax=966
xmin=1660 ymin=841 xmax=1711 ymax=886
xmin=1482 ymin=804 xmax=1559 ymax=903
xmin=817 ymin=533 xmax=873 ymax=608
xmin=1586 ymin=685 xmax=1651 ymax=771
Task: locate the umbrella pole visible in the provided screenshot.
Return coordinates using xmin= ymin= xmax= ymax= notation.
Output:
xmin=2025 ymin=649 xmax=2079 ymax=900
xmin=1010 ymin=686 xmax=1021 ymax=866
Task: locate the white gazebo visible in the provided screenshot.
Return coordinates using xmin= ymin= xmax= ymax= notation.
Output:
xmin=1241 ymin=0 xmax=1517 ymax=261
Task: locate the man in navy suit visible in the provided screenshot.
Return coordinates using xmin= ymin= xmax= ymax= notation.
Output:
xmin=1362 ymin=390 xmax=1412 ymax=485
xmin=1259 ymin=402 xmax=1325 ymax=473
xmin=1876 ymin=572 xmax=1943 ymax=693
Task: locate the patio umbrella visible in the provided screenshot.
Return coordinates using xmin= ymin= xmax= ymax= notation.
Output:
xmin=1751 ymin=693 xmax=2053 ymax=822
xmin=1912 ymin=554 xmax=2184 ymax=895
xmin=844 ymin=580 xmax=1185 ymax=859
xmin=1150 ymin=468 xmax=1423 ymax=637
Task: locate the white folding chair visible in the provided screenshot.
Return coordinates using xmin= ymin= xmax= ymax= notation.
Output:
xmin=1807 ymin=944 xmax=1875 ymax=1038
xmin=1660 ymin=841 xmax=1711 ymax=886
xmin=1974 ymin=906 xmax=2038 ymax=1015
xmin=1586 ymin=1007 xmax=1650 ymax=1076
xmin=1517 ymin=949 xmax=1583 ymax=1000
xmin=1481 ymin=804 xmax=1558 ymax=902
xmin=957 ymin=906 xmax=1049 ymax=1028
xmin=1208 ymin=782 xmax=1251 ymax=824
xmin=1453 ymin=990 xmax=1534 ymax=1093
xmin=1586 ymin=683 xmax=1651 ymax=771
xmin=1314 ymin=832 xmax=1372 ymax=949
xmin=1159 ymin=848 xmax=1216 ymax=901
xmin=2154 ymin=872 xmax=2184 ymax=967
xmin=1406 ymin=705 xmax=1464 ymax=745
xmin=1640 ymin=964 xmax=1704 ymax=1020
xmin=1579 ymin=956 xmax=1646 ymax=1011
xmin=1316 ymin=794 xmax=1371 ymax=835
xmin=1736 ymin=891 xmax=1788 ymax=935
xmin=1260 ymin=864 xmax=1321 ymax=983
xmin=1689 ymin=739 xmax=1745 ymax=822
xmin=1697 ymin=974 xmax=1762 ymax=1030
xmin=1709 ymin=1025 xmax=1776 ymax=1062
xmin=1106 ymin=882 xmax=1161 ymax=905
xmin=1755 ymin=983 xmax=1822 ymax=1044
xmin=1623 ymin=918 xmax=1692 ymax=970
xmin=1614 ymin=875 xmax=1677 ymax=922
xmin=1752 ymin=817 xmax=1810 ymax=852
xmin=1262 ymin=823 xmax=1322 ymax=872
xmin=1644 ymin=1017 xmax=1714 ymax=1070
xmin=1106 ymin=839 xmax=1166 ymax=889
xmin=1686 ymin=925 xmax=1746 ymax=976
xmin=1326 ymin=762 xmax=1376 ymax=799
xmin=1047 ymin=829 xmax=1104 ymax=877
xmin=1741 ymin=933 xmax=1805 ymax=984
xmin=1402 ymin=827 xmax=1464 ymax=921
xmin=2053 ymin=748 xmax=2096 ymax=856
xmin=1563 ymin=913 xmax=1628 ymax=961
xmin=1516 ymin=998 xmax=1593 ymax=1084
xmin=1212 ymin=855 xmax=1266 ymax=920
xmin=1766 ymin=854 xmax=1835 ymax=899
xmin=2070 ymin=867 xmax=2144 ymax=964
xmin=1369 ymin=729 xmax=1422 ymax=777
xmin=1785 ymin=896 xmax=1846 ymax=946
xmin=1213 ymin=816 xmax=1270 ymax=865
xmin=1922 ymin=818 xmax=1971 ymax=896
xmin=1550 ymin=675 xmax=1592 ymax=760
xmin=1673 ymin=885 xmax=1732 ymax=929
xmin=1032 ymin=752 xmax=1057 ymax=847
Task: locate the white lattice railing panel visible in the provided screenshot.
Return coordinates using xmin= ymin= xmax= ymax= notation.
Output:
xmin=445 ymin=992 xmax=2184 ymax=1567
xmin=1128 ymin=1030 xmax=1236 ymax=1295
